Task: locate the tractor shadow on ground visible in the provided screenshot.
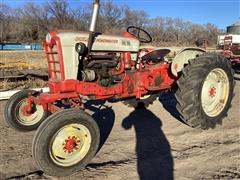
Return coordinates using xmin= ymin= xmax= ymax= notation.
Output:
xmin=233 ymin=64 xmax=240 ymax=81
xmin=85 ymin=100 xmax=115 ymax=151
xmin=159 ymin=92 xmax=187 ymax=125
xmin=122 ymin=104 xmax=174 ymax=180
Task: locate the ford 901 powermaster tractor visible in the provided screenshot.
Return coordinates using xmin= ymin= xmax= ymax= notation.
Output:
xmin=4 ymin=0 xmax=234 ymax=176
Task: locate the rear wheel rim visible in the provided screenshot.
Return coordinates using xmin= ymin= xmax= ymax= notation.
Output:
xmin=201 ymin=68 xmax=229 ymax=117
xmin=16 ymin=99 xmax=44 ymax=126
xmin=50 ymin=123 xmax=92 ymax=167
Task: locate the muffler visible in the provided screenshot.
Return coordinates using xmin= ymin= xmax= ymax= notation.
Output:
xmin=87 ymin=0 xmax=100 ymax=55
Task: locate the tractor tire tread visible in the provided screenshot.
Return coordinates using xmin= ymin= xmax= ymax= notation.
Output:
xmin=32 ymin=108 xmax=100 ymax=176
xmin=175 ymin=53 xmax=234 ymax=130
xmin=4 ymin=90 xmax=48 ymax=131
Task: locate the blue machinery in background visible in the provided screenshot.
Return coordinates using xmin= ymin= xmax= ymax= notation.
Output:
xmin=0 ymin=43 xmax=42 ymax=50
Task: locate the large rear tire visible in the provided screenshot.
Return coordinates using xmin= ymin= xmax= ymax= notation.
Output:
xmin=32 ymin=109 xmax=100 ymax=176
xmin=4 ymin=90 xmax=49 ymax=131
xmin=175 ymin=53 xmax=234 ymax=129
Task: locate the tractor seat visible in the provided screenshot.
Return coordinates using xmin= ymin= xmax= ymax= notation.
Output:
xmin=141 ymin=48 xmax=171 ymax=62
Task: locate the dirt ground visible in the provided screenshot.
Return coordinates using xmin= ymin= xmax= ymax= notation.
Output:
xmin=0 ymin=50 xmax=239 ymax=179
xmin=0 ymin=77 xmax=239 ymax=179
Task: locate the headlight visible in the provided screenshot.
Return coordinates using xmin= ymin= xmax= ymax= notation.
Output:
xmin=75 ymin=42 xmax=87 ymax=55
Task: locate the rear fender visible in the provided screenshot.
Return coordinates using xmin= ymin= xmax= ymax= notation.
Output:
xmin=171 ymin=47 xmax=206 ymax=77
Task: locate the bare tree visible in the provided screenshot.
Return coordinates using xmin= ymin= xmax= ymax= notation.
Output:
xmin=47 ymin=0 xmax=73 ymax=29
xmin=205 ymin=23 xmax=221 ymax=45
xmin=0 ymin=1 xmax=223 ymax=46
xmin=94 ymin=1 xmax=123 ymax=33
xmin=0 ymin=3 xmax=13 ymax=42
xmin=16 ymin=2 xmax=49 ymax=41
xmin=122 ymin=6 xmax=148 ymax=28
xmin=70 ymin=8 xmax=89 ymax=31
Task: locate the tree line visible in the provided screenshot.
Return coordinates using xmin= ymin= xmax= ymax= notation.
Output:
xmin=0 ymin=0 xmax=223 ymax=46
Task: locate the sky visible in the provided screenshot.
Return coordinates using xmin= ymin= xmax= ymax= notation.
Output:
xmin=2 ymin=0 xmax=240 ymax=29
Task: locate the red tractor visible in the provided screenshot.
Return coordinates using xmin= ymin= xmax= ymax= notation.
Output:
xmin=4 ymin=0 xmax=234 ymax=176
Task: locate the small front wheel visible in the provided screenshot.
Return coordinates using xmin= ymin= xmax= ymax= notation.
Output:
xmin=32 ymin=109 xmax=100 ymax=176
xmin=4 ymin=90 xmax=49 ymax=131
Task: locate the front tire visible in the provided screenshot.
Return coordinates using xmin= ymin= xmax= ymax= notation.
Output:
xmin=4 ymin=90 xmax=48 ymax=131
xmin=32 ymin=109 xmax=100 ymax=176
xmin=175 ymin=53 xmax=234 ymax=129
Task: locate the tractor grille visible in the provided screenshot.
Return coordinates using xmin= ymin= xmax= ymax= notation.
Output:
xmin=44 ymin=40 xmax=65 ymax=81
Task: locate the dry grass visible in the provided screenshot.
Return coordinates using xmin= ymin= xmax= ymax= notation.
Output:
xmin=0 ymin=77 xmax=47 ymax=91
xmin=0 ymin=50 xmax=47 ymax=69
xmin=0 ymin=51 xmax=48 ymax=91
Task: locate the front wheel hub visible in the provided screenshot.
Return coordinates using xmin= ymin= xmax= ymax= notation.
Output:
xmin=50 ymin=123 xmax=92 ymax=167
xmin=17 ymin=99 xmax=44 ymax=125
xmin=63 ymin=136 xmax=81 ymax=153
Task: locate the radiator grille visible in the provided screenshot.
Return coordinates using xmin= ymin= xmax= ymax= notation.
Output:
xmin=44 ymin=40 xmax=65 ymax=81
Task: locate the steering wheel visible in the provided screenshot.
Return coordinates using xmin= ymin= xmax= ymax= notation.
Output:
xmin=127 ymin=26 xmax=152 ymax=43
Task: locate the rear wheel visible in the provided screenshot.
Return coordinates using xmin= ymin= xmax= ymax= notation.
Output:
xmin=175 ymin=53 xmax=234 ymax=129
xmin=4 ymin=90 xmax=48 ymax=131
xmin=32 ymin=109 xmax=100 ymax=176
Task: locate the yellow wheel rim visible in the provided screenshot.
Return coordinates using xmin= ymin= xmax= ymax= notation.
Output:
xmin=50 ymin=123 xmax=92 ymax=167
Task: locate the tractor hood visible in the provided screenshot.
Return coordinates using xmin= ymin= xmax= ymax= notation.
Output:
xmin=46 ymin=30 xmax=140 ymax=52
xmin=45 ymin=30 xmax=140 ymax=80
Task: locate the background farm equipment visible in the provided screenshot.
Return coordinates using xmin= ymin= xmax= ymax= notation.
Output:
xmin=217 ymin=20 xmax=240 ymax=64
xmin=4 ymin=0 xmax=235 ymax=177
xmin=0 ymin=43 xmax=42 ymax=51
xmin=195 ymin=38 xmax=209 ymax=50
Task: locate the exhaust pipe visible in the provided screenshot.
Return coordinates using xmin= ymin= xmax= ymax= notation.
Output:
xmin=87 ymin=0 xmax=100 ymax=56
xmin=89 ymin=0 xmax=100 ymax=32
